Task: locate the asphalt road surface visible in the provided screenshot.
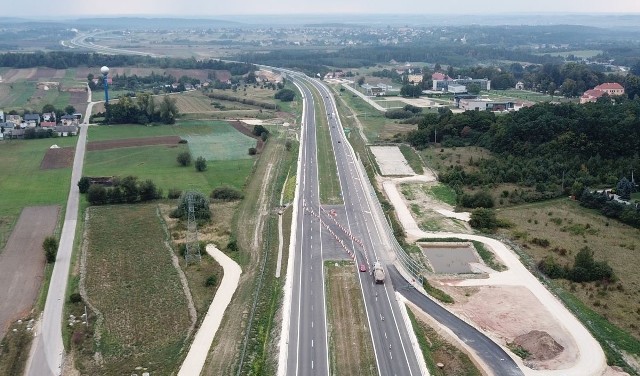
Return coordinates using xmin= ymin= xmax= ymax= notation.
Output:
xmin=286 ymin=74 xmax=422 ymax=376
xmin=25 ymin=90 xmax=93 ymax=376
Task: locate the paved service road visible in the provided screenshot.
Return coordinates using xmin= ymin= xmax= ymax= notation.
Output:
xmin=25 ymin=88 xmax=93 ymax=376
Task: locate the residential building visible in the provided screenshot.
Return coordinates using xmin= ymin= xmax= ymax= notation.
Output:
xmin=580 ymin=82 xmax=625 ymax=104
xmin=24 ymin=113 xmax=40 ymax=127
xmin=42 ymin=112 xmax=56 ymax=122
xmin=41 ymin=121 xmax=56 ymax=128
xmin=407 ymin=74 xmax=423 ymax=84
xmin=53 ymin=125 xmax=78 ymax=137
xmin=60 ymin=114 xmax=78 ymax=126
xmin=515 ymin=81 xmax=525 ymax=90
xmin=432 ymin=72 xmax=449 ymax=81
xmin=594 ymin=82 xmax=624 ymax=96
xmin=7 ymin=114 xmax=21 ymax=125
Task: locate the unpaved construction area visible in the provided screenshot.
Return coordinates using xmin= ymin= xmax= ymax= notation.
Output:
xmin=0 ymin=206 xmax=59 ymax=341
xmin=370 ymin=146 xmax=415 ymax=176
xmin=326 ymin=262 xmax=377 ymax=376
xmin=86 ymin=135 xmax=182 ymax=151
xmin=447 ymin=285 xmax=578 ymax=370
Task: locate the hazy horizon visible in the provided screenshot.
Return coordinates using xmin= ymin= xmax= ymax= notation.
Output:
xmin=6 ymin=0 xmax=640 ymax=18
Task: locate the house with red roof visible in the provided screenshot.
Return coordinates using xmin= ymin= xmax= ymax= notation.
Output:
xmin=432 ymin=72 xmax=450 ymax=81
xmin=580 ymin=82 xmax=625 ymax=104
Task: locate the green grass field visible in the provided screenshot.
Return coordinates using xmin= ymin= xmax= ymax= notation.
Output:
xmin=87 ymin=121 xmax=222 ymax=141
xmin=184 ymin=121 xmax=257 ymax=160
xmin=83 ymin=144 xmax=253 ymax=193
xmin=80 ymin=204 xmax=191 ymax=375
xmin=0 ymin=137 xmax=76 ymax=249
xmin=332 ymin=85 xmax=408 ymax=141
xmin=0 ymin=81 xmax=37 ymax=109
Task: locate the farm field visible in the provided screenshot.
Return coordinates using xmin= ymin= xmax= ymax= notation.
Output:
xmin=83 ymin=143 xmax=253 ymax=192
xmin=325 ymin=262 xmax=378 ymax=376
xmin=0 ymin=137 xmax=76 ymax=249
xmin=84 ymin=121 xmax=256 ymax=192
xmin=78 ymin=204 xmax=191 ymax=375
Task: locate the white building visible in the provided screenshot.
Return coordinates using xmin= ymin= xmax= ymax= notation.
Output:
xmin=447 ymin=83 xmax=467 ymax=94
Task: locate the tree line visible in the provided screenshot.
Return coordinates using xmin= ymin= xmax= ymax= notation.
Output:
xmin=0 ymin=51 xmax=254 ymax=73
xmin=100 ymin=93 xmax=179 ymax=125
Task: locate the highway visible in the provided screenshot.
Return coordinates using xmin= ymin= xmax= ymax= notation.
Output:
xmin=286 ymin=74 xmax=422 ymax=375
xmin=63 ymin=33 xmax=524 ymax=375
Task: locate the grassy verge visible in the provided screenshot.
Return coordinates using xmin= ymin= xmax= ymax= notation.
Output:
xmin=311 ymin=83 xmax=342 ymax=205
xmin=326 ymin=261 xmax=378 ymax=376
xmin=423 ymin=184 xmax=457 ymax=206
xmin=399 ymin=144 xmax=424 ymax=174
xmin=202 ymin=129 xmax=295 ymax=375
xmin=407 ymin=307 xmax=482 ymax=376
xmin=0 ymin=324 xmax=32 ymax=376
xmin=423 ymin=279 xmax=454 ymax=304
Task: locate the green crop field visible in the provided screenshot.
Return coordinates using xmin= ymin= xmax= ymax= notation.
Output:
xmin=184 ymin=121 xmax=257 ymax=161
xmin=80 ymin=204 xmax=191 ymax=375
xmin=87 ymin=121 xmax=213 ymax=141
xmin=0 ymin=81 xmax=37 ymax=109
xmin=0 ymin=137 xmax=76 ymax=249
xmin=83 ymin=144 xmax=253 ymax=192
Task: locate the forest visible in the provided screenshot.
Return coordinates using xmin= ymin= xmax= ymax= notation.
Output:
xmin=406 ymin=98 xmax=640 ymax=218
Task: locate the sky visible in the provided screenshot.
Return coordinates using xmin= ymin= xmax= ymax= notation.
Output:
xmin=9 ymin=0 xmax=640 ymax=18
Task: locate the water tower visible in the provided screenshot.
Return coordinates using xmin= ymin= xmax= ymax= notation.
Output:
xmin=101 ymin=66 xmax=110 ymax=105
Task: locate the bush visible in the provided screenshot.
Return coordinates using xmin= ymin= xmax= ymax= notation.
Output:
xmin=227 ymin=237 xmax=239 ymax=252
xmin=178 ymin=139 xmax=188 ymax=144
xmin=177 ymin=151 xmax=192 ymax=166
xmin=43 ymin=236 xmax=58 ymax=263
xmin=205 ymin=275 xmax=217 ymax=287
xmin=274 ymin=88 xmax=296 ymax=102
xmin=460 ymin=191 xmax=494 ymax=208
xmin=384 ymin=109 xmax=415 ymax=119
xmin=195 ymin=156 xmax=207 ymax=172
xmin=78 ymin=176 xmax=91 ymax=193
xmin=87 ymin=184 xmax=108 ymax=205
xmin=211 ymin=186 xmax=244 ymax=201
xmin=172 ymin=191 xmax=211 ymax=221
xmin=253 ymin=124 xmax=269 ymax=137
xmin=69 ymin=293 xmax=82 ymax=304
xmin=469 ymin=208 xmax=498 ymax=231
xmin=168 ymin=188 xmax=182 ymax=199
xmin=248 ymin=147 xmax=257 ymax=155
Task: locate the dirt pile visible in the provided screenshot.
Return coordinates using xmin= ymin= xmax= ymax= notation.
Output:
xmin=513 ymin=330 xmax=564 ymax=361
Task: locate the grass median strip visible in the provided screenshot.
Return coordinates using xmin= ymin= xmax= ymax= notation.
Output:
xmin=325 ymin=261 xmax=378 ymax=376
xmin=311 ymin=84 xmax=342 ymax=205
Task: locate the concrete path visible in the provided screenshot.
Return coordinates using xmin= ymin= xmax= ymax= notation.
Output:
xmin=177 ymin=245 xmax=241 ymax=376
xmin=340 ymin=83 xmax=387 ymax=112
xmin=382 ymin=179 xmax=608 ymax=376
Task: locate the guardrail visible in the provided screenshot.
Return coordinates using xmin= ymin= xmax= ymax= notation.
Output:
xmin=354 ymin=156 xmax=426 ymax=285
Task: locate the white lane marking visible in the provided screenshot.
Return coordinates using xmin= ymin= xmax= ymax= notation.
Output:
xmin=312 ymin=339 xmax=314 ymax=348
xmin=312 ymin=361 xmax=314 ymax=369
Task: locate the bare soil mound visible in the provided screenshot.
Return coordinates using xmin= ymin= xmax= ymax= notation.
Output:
xmin=87 ymin=135 xmax=181 ymax=151
xmin=513 ymin=330 xmax=564 ymax=361
xmin=40 ymin=146 xmax=75 ymax=169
